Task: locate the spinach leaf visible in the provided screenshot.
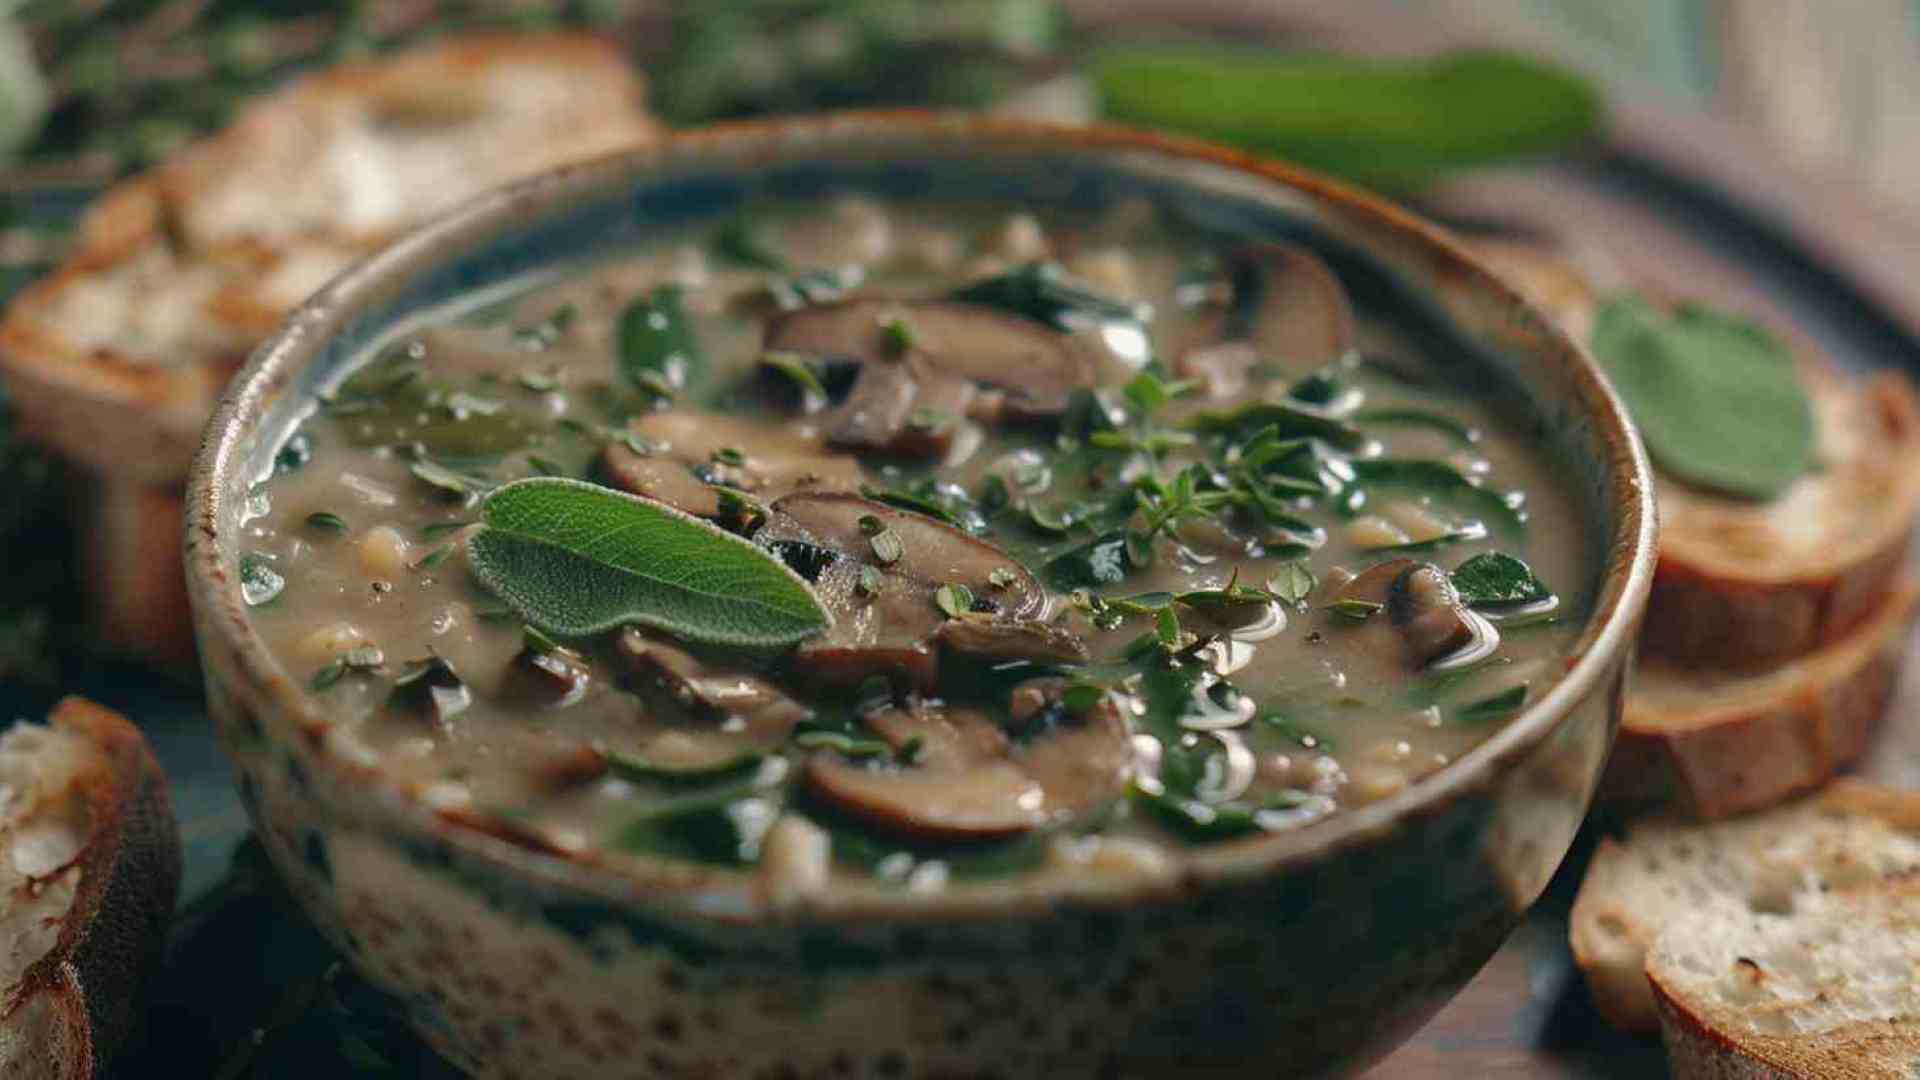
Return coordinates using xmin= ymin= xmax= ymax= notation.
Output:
xmin=1450 ymin=552 xmax=1552 ymax=608
xmin=1348 ymin=459 xmax=1526 ymax=536
xmin=950 ymin=261 xmax=1149 ymax=334
xmin=1043 ymin=532 xmax=1132 ymax=590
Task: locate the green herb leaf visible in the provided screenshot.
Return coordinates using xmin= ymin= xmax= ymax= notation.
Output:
xmin=606 ymin=748 xmax=765 ymax=784
xmin=467 ymin=477 xmax=830 ymax=647
xmin=1044 ymin=532 xmax=1132 ymax=589
xmin=1327 ymin=597 xmax=1382 ymax=620
xmin=759 ymin=349 xmax=828 ymax=407
xmin=1457 ymin=683 xmax=1528 ymax=725
xmin=881 ymin=316 xmax=916 ymax=356
xmin=1349 ymin=459 xmax=1526 ymax=536
xmin=1269 ymin=562 xmax=1317 ymax=605
xmin=617 ymin=285 xmax=704 ymax=394
xmin=410 ymin=458 xmax=491 ymax=500
xmin=793 ymin=729 xmax=893 ymax=758
xmin=1181 ymin=399 xmax=1366 ymax=449
xmin=712 ymin=220 xmax=787 ymax=271
xmin=239 ymin=553 xmax=284 ymax=607
xmin=1450 ymin=552 xmax=1552 ymax=608
xmin=1091 ymin=46 xmax=1602 ymax=191
xmin=1154 ymin=606 xmax=1181 ymax=646
xmin=949 ymin=261 xmax=1148 ymax=336
xmin=934 ymin=583 xmax=974 ymax=618
xmin=305 ymin=511 xmax=348 ymax=534
xmin=868 ymin=527 xmax=905 ymax=566
xmin=1353 ymin=408 xmax=1479 ymax=445
xmin=1591 ymin=295 xmax=1814 ymax=500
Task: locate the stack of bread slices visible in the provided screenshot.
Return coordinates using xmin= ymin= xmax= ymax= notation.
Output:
xmin=0 ymin=33 xmax=658 ymax=666
xmin=1479 ymin=239 xmax=1920 ymax=1076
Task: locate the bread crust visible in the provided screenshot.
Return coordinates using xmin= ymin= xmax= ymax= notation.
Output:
xmin=1642 ymin=372 xmax=1920 ymax=671
xmin=1649 ymin=877 xmax=1920 ymax=1079
xmin=1605 ymin=582 xmax=1916 ymax=820
xmin=1 ymin=698 xmax=181 ymax=1076
xmin=1570 ymin=780 xmax=1920 ymax=1035
xmin=1470 ymin=237 xmax=1920 ymax=671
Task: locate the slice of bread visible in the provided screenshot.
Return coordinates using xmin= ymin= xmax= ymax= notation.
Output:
xmin=1648 ymin=876 xmax=1920 ymax=1079
xmin=0 ymin=33 xmax=658 ymax=663
xmin=0 ymin=697 xmax=181 ymax=1077
xmin=1471 ymin=237 xmax=1920 ymax=673
xmin=1570 ymin=780 xmax=1920 ymax=1033
xmin=1606 ymin=580 xmax=1916 ymax=820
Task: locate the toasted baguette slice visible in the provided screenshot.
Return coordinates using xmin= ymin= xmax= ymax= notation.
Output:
xmin=1649 ymin=876 xmax=1920 ymax=1079
xmin=157 ymin=32 xmax=657 ymax=252
xmin=1570 ymin=780 xmax=1920 ymax=1033
xmin=0 ymin=697 xmax=181 ymax=1077
xmin=1472 ymin=237 xmax=1920 ymax=672
xmin=1646 ymin=369 xmax=1920 ymax=671
xmin=1605 ymin=581 xmax=1916 ymax=820
xmin=0 ymin=31 xmax=657 ymax=484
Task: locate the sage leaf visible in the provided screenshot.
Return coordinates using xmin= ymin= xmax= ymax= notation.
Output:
xmin=1181 ymin=399 xmax=1366 ymax=450
xmin=1349 ymin=459 xmax=1526 ymax=536
xmin=1091 ymin=47 xmax=1601 ymax=192
xmin=1591 ymin=295 xmax=1814 ymax=500
xmin=467 ymin=477 xmax=830 ymax=647
xmin=617 ymin=285 xmax=704 ymax=393
xmin=239 ymin=554 xmax=284 ymax=607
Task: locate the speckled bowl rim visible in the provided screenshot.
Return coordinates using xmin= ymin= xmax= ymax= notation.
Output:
xmin=186 ymin=111 xmax=1657 ymax=924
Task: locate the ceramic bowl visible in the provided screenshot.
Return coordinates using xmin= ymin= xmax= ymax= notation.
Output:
xmin=184 ymin=112 xmax=1656 ymax=1079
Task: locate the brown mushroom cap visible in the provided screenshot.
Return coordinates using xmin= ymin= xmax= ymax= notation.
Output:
xmin=598 ymin=411 xmax=864 ymax=518
xmin=1336 ymin=557 xmax=1497 ymax=669
xmin=1175 ymin=242 xmax=1356 ymax=397
xmin=802 ymin=683 xmax=1132 ymax=843
xmin=764 ymin=297 xmax=1120 ymax=458
xmin=615 ymin=629 xmax=811 ymax=769
xmin=757 ymin=493 xmax=1051 ymax=690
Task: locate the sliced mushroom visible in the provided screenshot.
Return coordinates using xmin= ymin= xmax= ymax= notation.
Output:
xmin=934 ymin=613 xmax=1088 ymax=665
xmin=1336 ymin=558 xmax=1499 ymax=669
xmin=764 ymin=298 xmax=1113 ymax=457
xmin=758 ymin=493 xmax=1052 ymax=690
xmin=598 ymin=411 xmax=865 ymax=518
xmin=803 ymin=685 xmax=1131 ymax=843
xmin=1175 ymin=243 xmax=1356 ymax=397
xmin=614 ymin=630 xmax=810 ymax=749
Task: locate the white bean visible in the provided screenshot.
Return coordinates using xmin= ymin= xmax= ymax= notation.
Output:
xmin=358 ymin=525 xmax=410 ymax=579
xmin=758 ymin=815 xmax=832 ymax=908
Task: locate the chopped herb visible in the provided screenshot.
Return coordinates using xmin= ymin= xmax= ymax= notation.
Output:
xmin=949 ymin=262 xmax=1150 ymax=336
xmin=1024 ymin=502 xmax=1073 ymax=535
xmin=880 ymin=315 xmax=916 ymax=357
xmin=857 ymin=514 xmax=884 ymax=537
xmin=988 ymin=567 xmax=1017 ymax=590
xmin=420 ymin=520 xmax=472 ymax=540
xmin=526 ymin=455 xmax=566 ymax=477
xmin=607 ymin=748 xmax=765 ymax=784
xmin=759 ymin=349 xmax=828 ymax=406
xmin=715 ymin=489 xmax=767 ymax=531
xmin=274 ymin=433 xmax=313 ymax=473
xmin=239 ymin=554 xmax=284 ymax=607
xmin=1354 ymin=407 xmax=1478 ymax=444
xmin=310 ymin=644 xmax=383 ymax=692
xmin=410 ymin=458 xmax=488 ymax=500
xmin=898 ymin=735 xmax=926 ymax=764
xmin=1327 ymin=597 xmax=1382 ymax=620
xmin=304 ymin=511 xmax=348 ymax=534
xmin=868 ymin=527 xmax=905 ymax=565
xmin=617 ymin=285 xmax=704 ymax=394
xmin=1181 ymin=399 xmax=1366 ymax=449
xmin=1044 ymin=532 xmax=1132 ymax=590
xmin=623 ymin=432 xmax=662 ymax=457
xmin=409 ymin=545 xmax=453 ymax=570
xmin=934 ymin=583 xmax=974 ymax=618
xmin=390 ymin=656 xmax=470 ymax=722
xmin=1269 ymin=562 xmax=1317 ymax=605
xmin=1154 ymin=606 xmax=1182 ymax=646
xmin=793 ymin=730 xmax=892 ymax=758
xmin=1456 ymin=683 xmax=1528 ymax=725
xmin=1061 ymin=681 xmax=1107 ymax=714
xmin=711 ymin=446 xmax=747 ymax=467
xmin=711 ymin=220 xmax=787 ymax=271
xmin=856 ymin=565 xmax=885 ymax=597
xmin=518 ymin=368 xmax=560 ymax=393
xmin=907 ymin=407 xmax=950 ymax=432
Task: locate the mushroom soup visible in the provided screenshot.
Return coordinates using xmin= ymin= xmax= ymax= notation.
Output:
xmin=242 ymin=198 xmax=1595 ymax=883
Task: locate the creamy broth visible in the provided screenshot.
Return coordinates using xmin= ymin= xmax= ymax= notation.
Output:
xmin=244 ymin=198 xmax=1594 ymax=884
